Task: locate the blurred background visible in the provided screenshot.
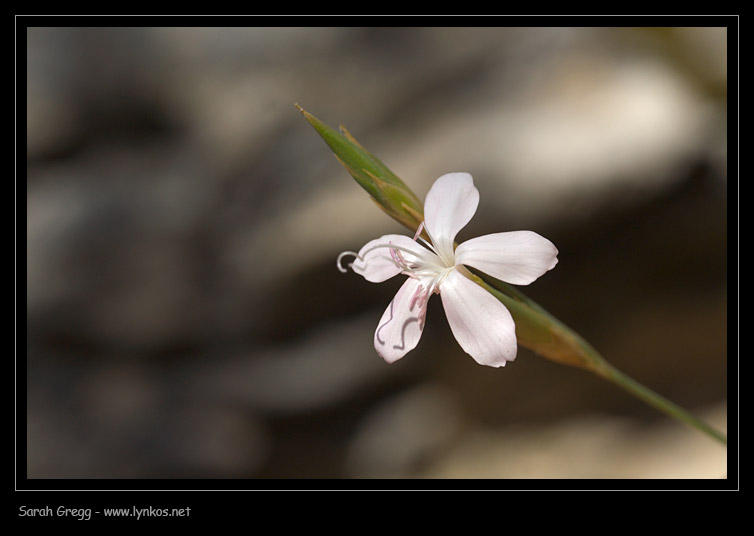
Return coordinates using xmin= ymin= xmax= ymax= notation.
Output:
xmin=26 ymin=26 xmax=728 ymax=480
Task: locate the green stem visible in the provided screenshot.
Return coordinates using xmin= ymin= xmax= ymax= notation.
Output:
xmin=474 ymin=272 xmax=727 ymax=447
xmin=549 ymin=309 xmax=728 ymax=447
xmin=596 ymin=361 xmax=728 ymax=446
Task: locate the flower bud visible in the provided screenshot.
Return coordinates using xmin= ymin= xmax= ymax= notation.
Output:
xmin=296 ymin=104 xmax=424 ymax=230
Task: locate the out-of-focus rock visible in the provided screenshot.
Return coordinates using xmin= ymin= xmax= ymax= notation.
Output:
xmin=27 ymin=143 xmax=215 ymax=349
xmin=413 ymin=403 xmax=727 ymax=479
xmin=187 ymin=313 xmax=397 ymax=415
xmin=346 ymin=384 xmax=461 ymax=478
xmin=27 ymin=356 xmax=270 ymax=478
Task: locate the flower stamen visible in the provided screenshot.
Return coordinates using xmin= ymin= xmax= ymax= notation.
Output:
xmin=409 ymin=283 xmax=424 ymax=311
xmin=389 ymin=242 xmax=409 ymax=269
xmin=413 ymin=221 xmax=425 ymax=241
xmin=336 ymin=251 xmax=359 ymax=273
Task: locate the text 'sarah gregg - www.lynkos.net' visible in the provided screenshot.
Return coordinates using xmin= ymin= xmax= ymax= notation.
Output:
xmin=18 ymin=505 xmax=192 ymax=520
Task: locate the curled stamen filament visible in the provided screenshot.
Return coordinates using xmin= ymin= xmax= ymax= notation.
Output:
xmin=338 ymin=243 xmax=436 ymax=276
xmin=351 ymin=242 xmax=442 ymax=274
xmin=336 ymin=251 xmax=359 ymax=273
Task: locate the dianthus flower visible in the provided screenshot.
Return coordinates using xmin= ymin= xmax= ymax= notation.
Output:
xmin=338 ymin=172 xmax=558 ymax=367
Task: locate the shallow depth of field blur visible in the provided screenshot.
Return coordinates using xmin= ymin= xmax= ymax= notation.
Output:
xmin=26 ymin=26 xmax=728 ymax=479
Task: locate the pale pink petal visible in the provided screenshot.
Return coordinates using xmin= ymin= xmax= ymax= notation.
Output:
xmin=374 ymin=277 xmax=427 ymax=363
xmin=351 ymin=234 xmax=432 ymax=283
xmin=440 ymin=269 xmax=517 ymax=367
xmin=423 ymin=173 xmax=479 ymax=258
xmin=455 ymin=231 xmax=558 ymax=285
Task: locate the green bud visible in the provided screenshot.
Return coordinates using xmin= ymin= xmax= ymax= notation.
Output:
xmin=296 ymin=104 xmax=424 ymax=231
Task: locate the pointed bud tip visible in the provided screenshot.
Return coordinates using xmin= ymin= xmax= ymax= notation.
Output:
xmin=294 ymin=103 xmax=314 ymax=121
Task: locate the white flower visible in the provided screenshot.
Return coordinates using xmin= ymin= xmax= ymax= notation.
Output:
xmin=337 ymin=172 xmax=558 ymax=367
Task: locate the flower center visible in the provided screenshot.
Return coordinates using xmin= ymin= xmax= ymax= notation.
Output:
xmin=337 ymin=222 xmax=458 ymax=331
xmin=385 ymin=222 xmax=456 ymax=281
